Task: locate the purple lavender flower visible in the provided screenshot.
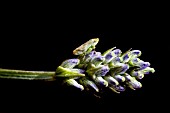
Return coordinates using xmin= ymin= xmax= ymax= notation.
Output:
xmin=113 ymin=49 xmax=122 ymax=56
xmin=95 ymin=76 xmax=108 ymax=87
xmin=102 ymin=47 xmax=118 ymax=63
xmin=60 ymin=58 xmax=80 ymax=68
xmin=122 ymin=54 xmax=129 ymax=62
xmin=130 ymin=70 xmax=144 ymax=79
xmin=130 ymin=50 xmax=142 ymax=57
xmin=110 ymin=63 xmax=129 ymax=75
xmin=128 ymin=58 xmax=140 ymax=66
xmin=140 ymin=67 xmax=155 ymax=74
xmin=109 ymin=85 xmax=125 ymax=93
xmin=124 ymin=73 xmax=142 ymax=90
xmin=91 ymin=55 xmax=105 ymax=66
xmin=104 ymin=52 xmax=114 ymax=64
xmin=138 ymin=62 xmax=150 ymax=70
xmin=110 ymin=57 xmax=121 ymax=67
xmin=104 ymin=76 xmax=119 ymax=86
xmin=115 ymin=85 xmax=125 ymax=92
xmin=114 ymin=75 xmax=125 ymax=82
xmin=118 ymin=64 xmax=129 ymax=74
xmin=127 ymin=80 xmax=142 ymax=90
xmin=66 ymin=79 xmax=84 ymax=91
xmin=120 ymin=49 xmax=132 ymax=63
xmin=79 ymin=78 xmax=99 ymax=92
xmin=81 ymin=51 xmax=96 ymax=63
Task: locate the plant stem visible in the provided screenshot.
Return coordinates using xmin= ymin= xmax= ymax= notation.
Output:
xmin=0 ymin=68 xmax=56 ymax=81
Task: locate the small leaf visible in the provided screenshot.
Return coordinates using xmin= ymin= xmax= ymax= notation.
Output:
xmin=55 ymin=66 xmax=85 ymax=78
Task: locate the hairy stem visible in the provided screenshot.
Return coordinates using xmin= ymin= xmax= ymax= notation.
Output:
xmin=0 ymin=68 xmax=56 ymax=81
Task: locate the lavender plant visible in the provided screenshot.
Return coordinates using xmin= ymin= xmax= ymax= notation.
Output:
xmin=0 ymin=38 xmax=155 ymax=94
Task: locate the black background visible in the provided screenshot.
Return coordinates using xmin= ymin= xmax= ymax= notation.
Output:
xmin=0 ymin=5 xmax=168 ymax=113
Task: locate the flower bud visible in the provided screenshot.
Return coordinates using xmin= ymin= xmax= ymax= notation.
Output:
xmin=127 ymin=79 xmax=142 ymax=90
xmin=109 ymin=57 xmax=121 ymax=68
xmin=110 ymin=63 xmax=129 ymax=75
xmin=130 ymin=50 xmax=142 ymax=58
xmin=95 ymin=65 xmax=109 ymax=76
xmin=128 ymin=58 xmax=140 ymax=66
xmin=114 ymin=75 xmax=125 ymax=82
xmin=104 ymin=75 xmax=119 ymax=86
xmin=102 ymin=47 xmax=116 ymax=64
xmin=130 ymin=70 xmax=144 ymax=79
xmin=109 ymin=85 xmax=125 ymax=93
xmin=81 ymin=51 xmax=96 ymax=63
xmin=120 ymin=48 xmax=132 ymax=63
xmin=129 ymin=58 xmax=150 ymax=70
xmin=121 ymin=54 xmax=130 ymax=63
xmin=95 ymin=76 xmax=108 ymax=87
xmin=65 ymin=79 xmax=84 ymax=91
xmin=91 ymin=55 xmax=105 ymax=67
xmin=138 ymin=62 xmax=150 ymax=70
xmin=60 ymin=59 xmax=80 ymax=68
xmin=140 ymin=67 xmax=155 ymax=74
xmin=113 ymin=49 xmax=122 ymax=56
xmin=79 ymin=78 xmax=99 ymax=92
xmin=124 ymin=73 xmax=142 ymax=90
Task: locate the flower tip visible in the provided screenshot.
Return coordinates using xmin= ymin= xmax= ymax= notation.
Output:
xmin=66 ymin=79 xmax=84 ymax=91
xmin=137 ymin=73 xmax=144 ymax=79
xmin=95 ymin=77 xmax=108 ymax=87
xmin=151 ymin=68 xmax=155 ymax=73
xmin=131 ymin=50 xmax=142 ymax=57
xmin=79 ymin=85 xmax=85 ymax=91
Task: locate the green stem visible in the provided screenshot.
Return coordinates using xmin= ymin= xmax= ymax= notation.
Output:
xmin=0 ymin=68 xmax=56 ymax=81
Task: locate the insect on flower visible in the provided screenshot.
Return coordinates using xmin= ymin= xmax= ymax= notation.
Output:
xmin=73 ymin=38 xmax=99 ymax=55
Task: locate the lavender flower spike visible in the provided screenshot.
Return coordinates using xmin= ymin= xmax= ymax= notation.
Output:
xmin=0 ymin=38 xmax=156 ymax=95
